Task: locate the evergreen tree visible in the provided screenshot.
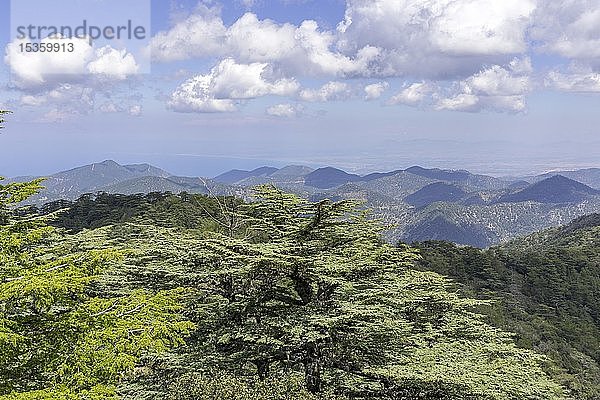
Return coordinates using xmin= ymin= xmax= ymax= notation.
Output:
xmin=0 ymin=179 xmax=195 ymax=399
xmin=0 ymin=173 xmax=572 ymax=399
xmin=415 ymin=224 xmax=600 ymax=400
xmin=178 ymin=186 xmax=567 ymax=399
xmin=168 ymin=371 xmax=342 ymax=400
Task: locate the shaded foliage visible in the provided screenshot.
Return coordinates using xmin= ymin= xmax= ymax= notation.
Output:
xmin=70 ymin=188 xmax=565 ymax=399
xmin=414 ymin=217 xmax=600 ymax=399
xmin=38 ymin=191 xmax=241 ymax=234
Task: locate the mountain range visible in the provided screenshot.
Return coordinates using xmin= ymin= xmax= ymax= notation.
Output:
xmin=524 ymin=167 xmax=600 ymax=189
xmin=5 ymin=160 xmax=222 ymax=204
xmin=498 ymin=175 xmax=600 ymax=204
xmin=4 ymin=160 xmax=600 ymax=247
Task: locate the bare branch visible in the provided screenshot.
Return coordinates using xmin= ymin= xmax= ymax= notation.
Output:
xmin=91 ymin=299 xmax=120 ymax=317
xmin=117 ymin=302 xmax=146 ymax=318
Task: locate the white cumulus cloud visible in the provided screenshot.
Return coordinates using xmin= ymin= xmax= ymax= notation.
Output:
xmin=5 ymin=36 xmax=93 ymax=89
xmin=435 ymin=93 xmax=480 ymax=112
xmin=532 ymin=1 xmax=600 ymax=62
xmin=299 ymin=81 xmax=351 ymax=102
xmin=435 ymin=58 xmax=532 ymax=113
xmin=266 ymin=103 xmax=304 ymax=117
xmin=149 ymin=6 xmax=380 ymax=77
xmin=389 ymin=82 xmax=434 ymax=106
xmin=546 ymin=70 xmax=600 ymax=92
xmin=148 ymin=5 xmax=227 ymax=62
xmin=87 ymin=47 xmax=140 ymax=79
xmin=5 ymin=36 xmax=140 ymax=89
xmin=364 ymin=82 xmax=389 ymax=100
xmin=168 ymin=58 xmax=300 ymax=113
xmin=428 ymin=0 xmax=536 ymax=56
xmin=4 ymin=35 xmax=142 ymax=120
xmin=338 ymin=0 xmax=536 ymax=78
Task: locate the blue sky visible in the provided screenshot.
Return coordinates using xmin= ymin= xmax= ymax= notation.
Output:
xmin=1 ymin=0 xmax=600 ymax=177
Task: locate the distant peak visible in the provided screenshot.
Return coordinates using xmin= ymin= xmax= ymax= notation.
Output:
xmin=213 ymin=166 xmax=279 ymax=184
xmin=405 ymin=166 xmax=472 ymax=182
xmin=304 ymin=167 xmax=361 ymax=189
xmin=249 ymin=166 xmax=279 ymax=175
xmin=316 ymin=166 xmax=345 ymax=172
xmin=498 ymin=173 xmax=598 ymax=204
xmin=545 ymin=174 xmax=571 ymax=182
xmin=536 ymin=174 xmax=593 ymax=188
xmin=98 ymin=160 xmax=120 ymax=166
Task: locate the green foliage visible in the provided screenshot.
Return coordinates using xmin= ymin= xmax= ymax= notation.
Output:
xmin=1 ymin=185 xmax=573 ymax=399
xmin=0 ymin=178 xmax=45 ymax=224
xmin=0 ymin=180 xmax=194 ymax=398
xmin=0 ymin=385 xmax=118 ymax=400
xmin=40 ymin=192 xmax=236 ymax=234
xmin=168 ymin=371 xmax=342 ymax=400
xmin=415 ymin=224 xmax=600 ymax=399
xmin=166 ymin=186 xmax=566 ymax=399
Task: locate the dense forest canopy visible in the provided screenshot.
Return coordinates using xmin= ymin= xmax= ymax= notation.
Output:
xmin=415 ymin=215 xmax=600 ymax=399
xmin=0 ymin=183 xmax=574 ymax=399
xmin=0 ymin=180 xmax=195 ymax=399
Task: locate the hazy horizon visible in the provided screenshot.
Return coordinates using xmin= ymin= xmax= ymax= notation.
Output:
xmin=2 ymin=149 xmax=599 ymax=180
xmin=2 ymin=0 xmax=600 ymax=179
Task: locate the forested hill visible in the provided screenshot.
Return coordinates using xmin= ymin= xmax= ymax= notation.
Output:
xmin=9 ymin=160 xmax=600 ymax=247
xmin=0 ymin=184 xmax=575 ymax=399
xmin=36 ymin=191 xmax=237 ymax=233
xmin=414 ymin=214 xmax=600 ymax=399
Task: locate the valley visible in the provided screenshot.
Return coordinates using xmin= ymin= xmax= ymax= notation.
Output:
xmin=10 ymin=160 xmax=600 ymax=248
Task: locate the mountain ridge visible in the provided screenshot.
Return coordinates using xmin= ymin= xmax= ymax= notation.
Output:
xmin=498 ymin=175 xmax=599 ymax=204
xmin=6 ymin=160 xmax=600 ymax=248
xmin=404 ymin=182 xmax=470 ymax=208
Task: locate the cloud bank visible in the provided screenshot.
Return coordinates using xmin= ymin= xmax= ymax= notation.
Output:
xmin=5 ymin=0 xmax=600 ymax=117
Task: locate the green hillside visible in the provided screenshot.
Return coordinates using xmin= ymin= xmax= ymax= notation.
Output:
xmin=414 ymin=215 xmax=600 ymax=399
xmin=0 ymin=180 xmax=573 ymax=399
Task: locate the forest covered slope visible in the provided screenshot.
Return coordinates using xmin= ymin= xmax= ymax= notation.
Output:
xmin=0 ymin=180 xmax=582 ymax=399
xmin=415 ymin=214 xmax=600 ymax=399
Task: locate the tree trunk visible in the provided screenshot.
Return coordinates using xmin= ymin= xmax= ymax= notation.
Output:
xmin=304 ymin=342 xmax=322 ymax=393
xmin=256 ymin=359 xmax=270 ymax=380
xmin=294 ymin=273 xmax=313 ymax=305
